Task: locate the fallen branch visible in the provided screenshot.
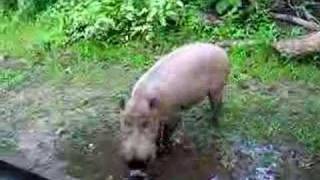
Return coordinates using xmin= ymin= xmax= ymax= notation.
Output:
xmin=273 ymin=32 xmax=320 ymax=57
xmin=212 ymin=39 xmax=261 ymax=48
xmin=212 ymin=32 xmax=320 ymax=58
xmin=271 ymin=13 xmax=320 ymax=31
xmin=301 ymin=6 xmax=320 ymax=24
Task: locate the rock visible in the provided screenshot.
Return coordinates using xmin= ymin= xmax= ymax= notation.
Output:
xmin=55 ymin=127 xmax=67 ymax=136
xmin=128 ymin=170 xmax=150 ymax=180
xmin=106 ymin=175 xmax=114 ymax=180
xmin=0 ymin=160 xmax=49 ymax=180
xmin=0 ymin=131 xmax=78 ymax=180
xmin=208 ymin=174 xmax=219 ymax=180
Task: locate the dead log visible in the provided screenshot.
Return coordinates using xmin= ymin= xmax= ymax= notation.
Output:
xmin=212 ymin=39 xmax=259 ymax=48
xmin=271 ymin=13 xmax=320 ymax=31
xmin=273 ymin=32 xmax=320 ymax=57
xmin=212 ymin=32 xmax=320 ymax=57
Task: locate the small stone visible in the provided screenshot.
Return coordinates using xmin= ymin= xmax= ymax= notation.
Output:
xmin=280 ymin=90 xmax=289 ymax=99
xmin=88 ymin=143 xmax=95 ymax=149
xmin=55 ymin=128 xmax=66 ymax=136
xmin=173 ymin=137 xmax=181 ymax=145
xmin=64 ymin=67 xmax=72 ymax=74
xmin=267 ymin=84 xmax=278 ymax=92
xmin=106 ymin=175 xmax=113 ymax=180
xmin=209 ymin=174 xmax=219 ymax=180
xmin=249 ymin=84 xmax=259 ymax=91
xmin=128 ymin=169 xmax=149 ymax=180
xmin=80 ymin=99 xmax=89 ymax=106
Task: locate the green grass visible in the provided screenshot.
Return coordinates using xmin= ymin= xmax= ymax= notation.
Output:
xmin=223 ymin=86 xmax=320 ymax=153
xmin=0 ymin=137 xmax=17 ymax=155
xmin=182 ymin=81 xmax=320 ymax=154
xmin=1 ymin=11 xmax=319 ymax=84
xmin=229 ymin=44 xmax=320 ymax=84
xmin=0 ymin=69 xmax=25 ymax=89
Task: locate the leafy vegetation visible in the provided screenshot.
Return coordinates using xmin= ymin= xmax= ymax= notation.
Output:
xmin=42 ymin=0 xmax=189 ymax=43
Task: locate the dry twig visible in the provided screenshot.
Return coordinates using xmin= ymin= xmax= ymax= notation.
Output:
xmin=271 ymin=12 xmax=320 ymax=31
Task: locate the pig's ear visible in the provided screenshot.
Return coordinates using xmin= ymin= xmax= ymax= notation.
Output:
xmin=119 ymin=98 xmax=126 ymax=110
xmin=149 ymin=97 xmax=160 ymax=109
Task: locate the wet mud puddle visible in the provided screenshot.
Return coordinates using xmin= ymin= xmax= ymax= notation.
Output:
xmin=63 ymin=131 xmax=226 ymax=180
xmin=2 ymin=131 xmax=320 ymax=180
xmin=62 ymin=130 xmax=320 ymax=180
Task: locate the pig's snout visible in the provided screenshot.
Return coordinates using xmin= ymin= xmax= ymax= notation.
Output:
xmin=122 ymin=146 xmax=154 ymax=170
xmin=120 ymin=135 xmax=156 ymax=169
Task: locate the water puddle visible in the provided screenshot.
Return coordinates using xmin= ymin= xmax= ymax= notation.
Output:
xmin=62 ymin=130 xmax=228 ymax=180
xmin=61 ymin=129 xmax=320 ymax=180
xmin=2 ymin=129 xmax=320 ymax=180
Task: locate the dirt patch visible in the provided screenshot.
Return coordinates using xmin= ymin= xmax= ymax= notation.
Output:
xmin=0 ymin=65 xmax=136 ymax=179
xmin=1 ymin=64 xmax=320 ymax=180
xmin=0 ymin=55 xmax=28 ymax=70
xmin=147 ymin=132 xmax=229 ymax=180
xmin=63 ymin=129 xmax=228 ymax=180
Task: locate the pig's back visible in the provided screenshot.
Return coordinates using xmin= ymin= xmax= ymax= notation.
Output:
xmin=133 ymin=43 xmax=229 ymax=108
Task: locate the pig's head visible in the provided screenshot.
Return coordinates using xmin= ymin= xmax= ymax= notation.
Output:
xmin=119 ymin=97 xmax=160 ymax=169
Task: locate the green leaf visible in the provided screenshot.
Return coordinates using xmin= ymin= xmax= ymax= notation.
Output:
xmin=147 ymin=8 xmax=157 ymax=22
xmin=176 ymin=1 xmax=184 ymax=8
xmin=159 ymin=16 xmax=167 ymax=26
xmin=137 ymin=8 xmax=148 ymax=16
xmin=216 ymin=0 xmax=230 ymax=15
xmin=229 ymin=0 xmax=241 ymax=6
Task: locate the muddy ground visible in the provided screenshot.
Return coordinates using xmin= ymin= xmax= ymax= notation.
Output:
xmin=1 ymin=60 xmax=320 ymax=180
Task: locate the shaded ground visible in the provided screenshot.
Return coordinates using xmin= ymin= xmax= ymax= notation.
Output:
xmin=1 ymin=59 xmax=320 ymax=180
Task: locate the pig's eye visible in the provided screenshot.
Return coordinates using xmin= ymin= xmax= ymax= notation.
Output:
xmin=141 ymin=121 xmax=150 ymax=129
